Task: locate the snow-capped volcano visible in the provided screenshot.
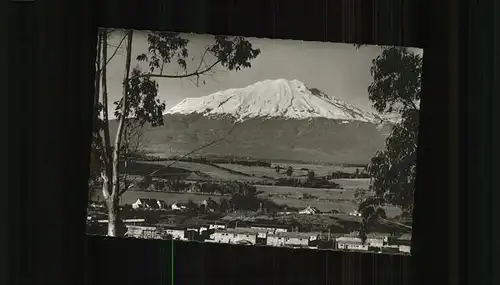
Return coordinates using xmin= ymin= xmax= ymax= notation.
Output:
xmin=167 ymin=79 xmax=386 ymax=123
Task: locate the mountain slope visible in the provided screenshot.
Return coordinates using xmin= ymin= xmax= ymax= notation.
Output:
xmin=137 ymin=114 xmax=392 ymax=164
xmin=109 ymin=79 xmax=394 ymax=164
xmin=167 ymin=79 xmax=386 ymax=124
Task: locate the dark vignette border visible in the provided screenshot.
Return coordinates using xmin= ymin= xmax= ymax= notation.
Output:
xmin=7 ymin=0 xmax=473 ymax=284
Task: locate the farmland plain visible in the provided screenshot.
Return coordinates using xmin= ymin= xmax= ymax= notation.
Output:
xmin=216 ymin=163 xmax=361 ymax=179
xmin=102 ymin=159 xmax=403 ymax=218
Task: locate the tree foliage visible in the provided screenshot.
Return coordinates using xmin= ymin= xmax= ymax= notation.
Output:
xmin=367 ymin=47 xmax=422 ymax=113
xmin=358 ymin=47 xmax=422 ymax=237
xmin=307 ymin=170 xmax=316 ymax=182
xmin=91 ymin=29 xmax=260 ymax=236
xmin=114 ymin=70 xmax=165 ymax=127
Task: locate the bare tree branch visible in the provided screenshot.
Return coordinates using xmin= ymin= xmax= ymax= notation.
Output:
xmin=117 ymin=119 xmax=145 ymax=196
xmin=91 ymin=30 xmax=106 ymax=176
xmin=196 ymin=47 xmax=212 ymax=71
xmin=166 ymin=123 xmax=238 ymax=168
xmin=119 ymin=176 xmax=139 ymax=196
xmin=97 ymin=33 xmax=128 ymax=73
xmin=128 ymin=60 xmax=221 ymax=82
xmin=126 ymin=123 xmax=239 ymax=190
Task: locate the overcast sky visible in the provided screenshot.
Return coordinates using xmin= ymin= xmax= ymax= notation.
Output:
xmin=102 ymin=29 xmax=423 ymax=118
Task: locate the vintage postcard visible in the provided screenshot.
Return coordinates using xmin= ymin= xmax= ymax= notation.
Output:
xmin=87 ymin=28 xmax=422 ymax=255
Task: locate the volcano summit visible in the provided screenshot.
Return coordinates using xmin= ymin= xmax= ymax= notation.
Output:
xmin=167 ymin=79 xmax=389 ymax=124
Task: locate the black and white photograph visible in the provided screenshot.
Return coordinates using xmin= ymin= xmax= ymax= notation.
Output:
xmin=87 ymin=28 xmax=422 ymax=255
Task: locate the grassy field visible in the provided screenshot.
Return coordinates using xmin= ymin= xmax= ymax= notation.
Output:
xmin=216 ymin=163 xmax=362 ymax=179
xmin=118 ymin=186 xmax=400 ymax=217
xmin=329 ymin=178 xmax=370 ymax=190
xmin=255 ymin=185 xmax=400 ymax=217
xmin=217 ymin=163 xmax=283 ymax=178
xmin=113 ymin=159 xmax=401 ymax=218
xmin=277 ymin=162 xmax=361 ymax=177
xmin=145 ymin=160 xmax=271 ymax=183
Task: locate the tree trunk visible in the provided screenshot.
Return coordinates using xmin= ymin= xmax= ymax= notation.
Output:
xmin=94 ymin=30 xmax=102 ymax=112
xmin=101 ymin=29 xmax=112 ymax=159
xmin=111 ymin=29 xmax=133 ymax=194
xmin=108 ymin=30 xmax=134 ymax=236
xmin=106 ymin=197 xmax=119 ymax=236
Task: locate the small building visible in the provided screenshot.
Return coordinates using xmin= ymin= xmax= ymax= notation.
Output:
xmin=125 ymin=225 xmax=163 ymax=239
xmin=125 ymin=224 xmax=187 ymax=240
xmin=157 ymin=225 xmax=187 ymax=240
xmin=335 ymin=234 xmax=369 ymax=251
xmin=299 ymin=206 xmax=320 ymax=215
xmin=266 ymin=232 xmax=318 ymax=248
xmin=209 ymin=228 xmax=260 ymax=245
xmin=365 ymin=232 xmax=391 ymax=247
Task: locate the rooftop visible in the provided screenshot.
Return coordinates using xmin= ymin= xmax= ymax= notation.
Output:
xmin=215 ymin=228 xmax=267 ymax=234
xmin=268 ymin=232 xmax=320 ymax=239
xmin=250 ymin=224 xmax=290 ymax=229
xmin=335 ymin=236 xmax=363 ymax=244
xmin=337 ymin=239 xmax=363 ymax=245
xmin=126 ymin=225 xmax=158 ymax=230
xmin=344 ymin=231 xmax=391 ymax=238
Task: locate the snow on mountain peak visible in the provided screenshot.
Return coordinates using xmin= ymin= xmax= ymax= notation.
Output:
xmin=166 ymin=79 xmax=385 ymax=123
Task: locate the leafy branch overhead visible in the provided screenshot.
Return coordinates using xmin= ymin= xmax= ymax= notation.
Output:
xmin=368 ymin=47 xmax=422 ymax=113
xmin=90 ymin=29 xmax=261 ymax=237
xmin=113 ymin=68 xmax=165 ymax=127
xmin=135 ymin=32 xmax=261 ymax=81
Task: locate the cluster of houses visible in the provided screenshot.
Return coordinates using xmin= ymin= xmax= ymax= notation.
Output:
xmin=123 ymin=221 xmax=411 ymax=254
xmin=97 ymin=198 xmax=358 ymax=218
xmin=88 ymin=198 xmax=411 ymax=254
xmin=130 ymin=198 xmax=217 ymax=212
